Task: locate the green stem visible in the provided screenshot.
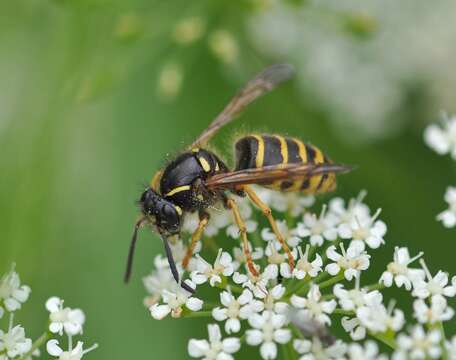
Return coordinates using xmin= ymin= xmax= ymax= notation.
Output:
xmin=437 ymin=321 xmax=448 ymax=360
xmin=369 ymin=331 xmax=397 ymax=350
xmin=183 ymin=310 xmax=213 ymax=318
xmin=365 ymin=283 xmax=385 ymax=292
xmin=18 ymin=332 xmax=49 ymax=360
xmin=332 ymin=308 xmax=354 ymax=316
xmin=317 ymin=273 xmax=344 ymax=290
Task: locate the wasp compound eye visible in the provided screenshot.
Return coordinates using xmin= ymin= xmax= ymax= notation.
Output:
xmin=160 ymin=204 xmax=180 ymax=232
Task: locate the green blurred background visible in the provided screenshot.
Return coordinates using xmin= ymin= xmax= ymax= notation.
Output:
xmin=1 ymin=0 xmax=455 ymax=358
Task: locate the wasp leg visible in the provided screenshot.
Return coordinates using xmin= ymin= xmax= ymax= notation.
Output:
xmin=243 ymin=185 xmax=295 ymax=271
xmin=182 ymin=212 xmax=209 ymax=270
xmin=225 ymin=197 xmax=259 ymax=277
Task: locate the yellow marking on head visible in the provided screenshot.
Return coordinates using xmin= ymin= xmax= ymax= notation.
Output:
xmin=197 ymin=194 xmax=204 ymax=201
xmin=215 ymin=162 xmax=220 ymax=172
xmin=150 ymin=170 xmax=163 ymax=191
xmin=274 ymin=135 xmax=288 ymax=164
xmin=294 ymin=138 xmax=307 ymax=163
xmin=199 ymin=157 xmax=211 ymax=172
xmin=165 ymin=185 xmax=191 ymax=197
xmin=252 ymin=135 xmax=265 ymax=168
xmin=174 ymin=205 xmax=183 ymax=215
xmin=191 ymin=148 xmax=199 ymax=153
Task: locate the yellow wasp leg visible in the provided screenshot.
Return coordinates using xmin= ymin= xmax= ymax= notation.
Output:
xmin=226 ymin=198 xmax=259 ymax=277
xmin=182 ymin=217 xmax=209 ymax=270
xmin=243 ymin=185 xmax=295 ymax=271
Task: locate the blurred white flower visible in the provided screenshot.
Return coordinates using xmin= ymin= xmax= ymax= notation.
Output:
xmin=262 ymin=284 xmax=288 ymax=315
xmin=191 ymin=249 xmax=234 ymax=287
xmin=424 ymin=114 xmax=456 ymax=159
xmin=150 ymin=284 xmax=202 ymax=320
xmin=255 ymin=187 xmax=315 ymax=217
xmin=290 ymin=285 xmax=336 ymax=325
xmin=437 ymin=186 xmax=456 ymax=228
xmin=334 ymin=280 xmax=382 ymax=311
xmin=0 ymin=325 xmax=32 ymax=359
xmin=47 ymin=339 xmax=98 ymax=360
xmin=329 ymin=191 xmax=370 ymax=226
xmin=414 ymin=295 xmax=454 ymax=324
xmin=212 ymin=289 xmax=262 ymax=334
xmin=341 ymin=316 xmax=366 ymax=341
xmin=347 ymin=340 xmax=387 ymax=360
xmin=246 ymin=311 xmax=291 ymax=360
xmin=0 ymin=265 xmax=31 ymax=313
xmin=380 ymin=246 xmax=425 ymax=290
xmin=188 ymin=324 xmax=240 ymax=360
xmin=46 ymin=297 xmax=85 ymax=336
xmin=393 ymin=325 xmax=441 ymax=360
xmin=446 ymin=335 xmax=456 ymax=360
xmin=208 ymin=30 xmax=239 ymax=65
xmin=295 ymin=205 xmax=338 ymax=246
xmin=293 ymin=337 xmax=347 ymax=359
xmin=172 ymin=17 xmax=205 ymax=45
xmin=143 ymin=256 xmax=179 ymax=307
xmin=326 ymin=242 xmax=370 ymax=281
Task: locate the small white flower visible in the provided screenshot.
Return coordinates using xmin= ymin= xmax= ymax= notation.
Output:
xmin=295 ymin=205 xmax=338 ymax=246
xmin=191 ymin=249 xmax=234 ymax=287
xmin=393 ymin=325 xmax=441 ymax=360
xmin=0 ymin=265 xmax=31 ymax=312
xmin=262 ymin=284 xmax=288 ymax=314
xmin=212 ymin=289 xmax=262 ymax=334
xmin=246 ymin=311 xmax=291 ymax=360
xmin=293 ymin=337 xmax=347 ymax=359
xmin=413 ymin=294 xmax=454 ymax=324
xmin=357 ymin=301 xmax=404 ymax=334
xmin=188 ymin=324 xmax=240 ymax=360
xmin=47 ymin=339 xmax=98 ymax=360
xmin=261 ymin=220 xmax=302 ymax=247
xmin=341 ymin=316 xmax=366 ymax=340
xmin=326 ymin=242 xmax=370 ymax=281
xmin=290 ymin=284 xmax=336 ymax=325
xmin=379 ymin=247 xmax=425 ymax=290
xmin=292 ymin=245 xmax=322 ymax=280
xmin=263 ymin=242 xmax=295 ymax=280
xmin=424 ymin=114 xmax=456 ymax=159
xmin=46 ymin=297 xmax=86 ymax=336
xmin=412 ymin=260 xmax=456 ymax=299
xmin=437 ymin=186 xmax=456 ymax=228
xmin=233 ymin=266 xmax=276 ymax=299
xmin=338 ymin=208 xmax=386 ymax=249
xmin=347 ymin=341 xmax=387 ymax=360
xmin=150 ymin=283 xmax=202 ymax=319
xmin=0 ymin=325 xmax=32 ymax=358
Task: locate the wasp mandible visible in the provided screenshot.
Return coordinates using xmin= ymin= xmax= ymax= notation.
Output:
xmin=124 ymin=64 xmax=352 ymax=293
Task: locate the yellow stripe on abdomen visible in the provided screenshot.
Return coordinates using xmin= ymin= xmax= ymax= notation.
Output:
xmin=252 ymin=135 xmax=265 ymax=168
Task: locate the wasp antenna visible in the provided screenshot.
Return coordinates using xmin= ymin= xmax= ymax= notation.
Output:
xmin=161 ymin=235 xmax=180 ymax=284
xmin=257 ymin=63 xmax=295 ymax=88
xmin=124 ymin=217 xmax=147 ymax=284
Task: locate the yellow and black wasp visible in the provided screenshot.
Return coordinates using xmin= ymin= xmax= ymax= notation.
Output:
xmin=124 ymin=64 xmax=352 ymax=293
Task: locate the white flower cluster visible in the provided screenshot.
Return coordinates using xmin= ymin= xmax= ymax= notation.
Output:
xmin=143 ymin=188 xmax=456 ymax=359
xmin=0 ymin=266 xmax=98 ymax=360
xmin=424 ymin=113 xmax=456 ymax=228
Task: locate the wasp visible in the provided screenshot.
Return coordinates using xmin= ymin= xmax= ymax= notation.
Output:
xmin=124 ymin=64 xmax=352 ymax=293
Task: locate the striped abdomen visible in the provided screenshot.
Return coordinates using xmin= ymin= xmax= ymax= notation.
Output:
xmin=234 ymin=134 xmax=336 ymax=194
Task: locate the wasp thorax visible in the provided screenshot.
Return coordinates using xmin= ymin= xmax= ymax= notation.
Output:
xmin=139 ymin=188 xmax=181 ymax=235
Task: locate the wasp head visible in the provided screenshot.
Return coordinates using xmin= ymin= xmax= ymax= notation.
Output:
xmin=139 ymin=188 xmax=181 ymax=235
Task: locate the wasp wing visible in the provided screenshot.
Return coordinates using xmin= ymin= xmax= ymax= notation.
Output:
xmin=189 ymin=64 xmax=295 ymax=149
xmin=205 ymin=163 xmax=353 ymax=190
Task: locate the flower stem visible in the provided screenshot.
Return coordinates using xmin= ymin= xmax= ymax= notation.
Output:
xmin=332 ymin=308 xmax=355 ymax=316
xmin=365 ymin=283 xmax=385 ymax=292
xmin=369 ymin=331 xmax=397 ymax=350
xmin=317 ymin=273 xmax=344 ymax=290
xmin=183 ymin=310 xmax=212 ymax=318
xmin=18 ymin=332 xmax=49 ymax=360
xmin=437 ymin=321 xmax=448 ymax=360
